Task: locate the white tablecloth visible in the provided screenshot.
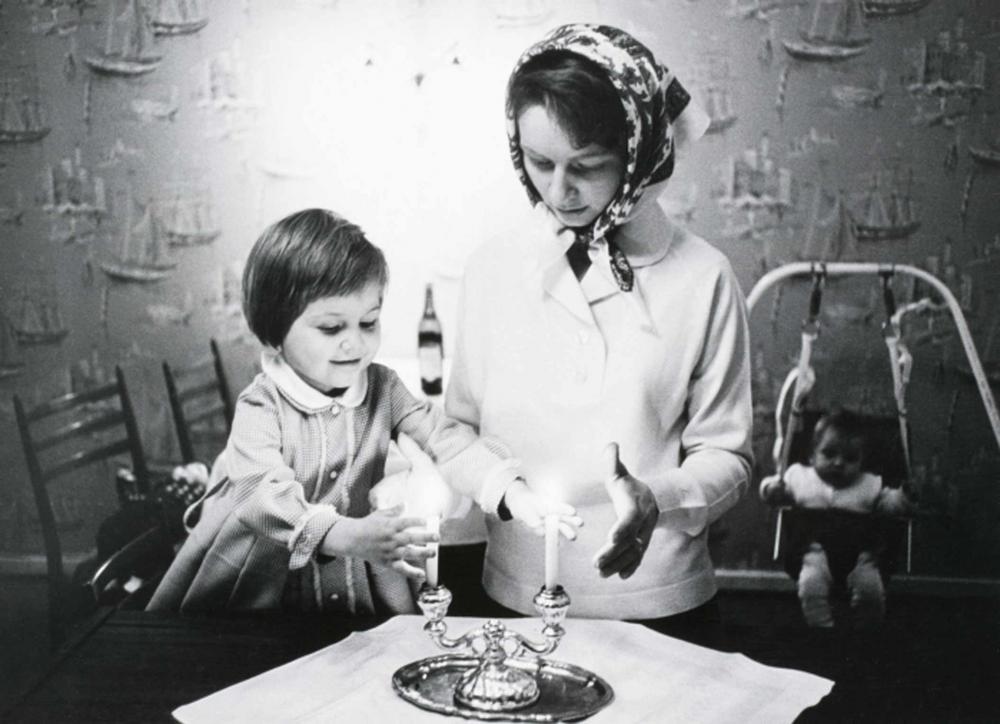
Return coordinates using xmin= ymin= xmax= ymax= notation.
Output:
xmin=173 ymin=616 xmax=832 ymax=723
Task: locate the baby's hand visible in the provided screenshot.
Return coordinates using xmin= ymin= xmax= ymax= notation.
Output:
xmin=321 ymin=505 xmax=438 ymax=579
xmin=760 ymin=475 xmax=792 ymax=505
xmin=503 ymin=479 xmax=581 ymax=540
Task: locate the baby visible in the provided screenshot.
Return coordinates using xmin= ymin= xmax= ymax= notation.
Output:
xmin=760 ymin=409 xmax=911 ymax=628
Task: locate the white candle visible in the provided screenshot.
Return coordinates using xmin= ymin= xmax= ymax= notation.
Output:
xmin=426 ymin=514 xmax=440 ymax=587
xmin=544 ymin=514 xmax=559 ymax=591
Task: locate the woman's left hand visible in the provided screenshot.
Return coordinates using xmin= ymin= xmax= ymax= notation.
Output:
xmin=593 ymin=443 xmax=659 ymax=579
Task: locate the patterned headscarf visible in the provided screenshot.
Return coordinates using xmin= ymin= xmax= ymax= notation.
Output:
xmin=507 ymin=24 xmax=707 ymax=291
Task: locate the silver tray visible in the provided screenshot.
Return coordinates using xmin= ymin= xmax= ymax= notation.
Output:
xmin=392 ymin=654 xmax=614 ymax=721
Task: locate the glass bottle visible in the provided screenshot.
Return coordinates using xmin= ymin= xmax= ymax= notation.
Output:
xmin=418 ymin=283 xmax=443 ymax=396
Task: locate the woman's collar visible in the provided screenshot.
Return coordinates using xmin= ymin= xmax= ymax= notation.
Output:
xmin=532 ymin=179 xmax=678 ymax=273
xmin=260 ymin=348 xmax=368 ymax=413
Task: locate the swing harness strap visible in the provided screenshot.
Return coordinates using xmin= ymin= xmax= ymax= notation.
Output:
xmin=881 ymin=269 xmax=915 ymax=572
xmin=771 ymin=265 xmax=825 ymax=560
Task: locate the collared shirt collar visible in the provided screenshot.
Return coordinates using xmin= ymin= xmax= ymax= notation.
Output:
xmin=529 ymin=181 xmax=677 ymax=334
xmin=261 ymin=348 xmax=368 ymax=414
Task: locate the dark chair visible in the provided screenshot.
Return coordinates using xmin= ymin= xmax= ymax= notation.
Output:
xmin=12 ymin=366 xmax=160 ymax=647
xmin=162 ymin=339 xmax=234 ymax=464
xmin=90 ymin=524 xmax=174 ymax=608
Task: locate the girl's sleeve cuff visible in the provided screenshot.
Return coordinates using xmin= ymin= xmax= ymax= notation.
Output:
xmin=287 ymin=506 xmax=341 ymax=570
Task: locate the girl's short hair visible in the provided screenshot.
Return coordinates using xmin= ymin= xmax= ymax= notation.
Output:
xmin=507 ymin=49 xmax=626 ymax=154
xmin=242 ymin=208 xmax=388 ymax=347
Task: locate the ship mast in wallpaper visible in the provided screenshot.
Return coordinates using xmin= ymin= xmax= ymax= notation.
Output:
xmin=100 ymin=196 xmax=176 ymax=282
xmin=42 ymin=148 xmax=107 ymax=218
xmin=11 ymin=290 xmax=69 ymax=345
xmin=861 ymin=0 xmax=933 ymax=18
xmin=854 ymin=167 xmax=921 ymax=241
xmin=0 ymin=79 xmax=50 ymax=143
xmin=783 ymin=0 xmax=871 ymax=61
xmin=151 ymin=0 xmax=209 ymax=36
xmin=85 ymin=0 xmax=162 ymax=76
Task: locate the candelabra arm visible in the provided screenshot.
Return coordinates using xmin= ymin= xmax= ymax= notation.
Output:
xmin=519 ymin=585 xmax=571 ymax=656
xmin=425 ymin=623 xmax=479 ymax=651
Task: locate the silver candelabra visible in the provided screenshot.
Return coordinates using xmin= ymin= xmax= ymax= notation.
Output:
xmin=391 ymin=583 xmax=614 ymax=721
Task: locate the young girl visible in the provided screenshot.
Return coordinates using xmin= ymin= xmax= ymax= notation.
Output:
xmin=148 ymin=208 xmax=574 ymax=615
xmin=760 ymin=409 xmax=912 ymax=628
xmin=446 ymin=25 xmax=752 ymax=636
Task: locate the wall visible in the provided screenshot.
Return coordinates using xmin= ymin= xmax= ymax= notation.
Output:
xmin=0 ymin=0 xmax=998 ymax=579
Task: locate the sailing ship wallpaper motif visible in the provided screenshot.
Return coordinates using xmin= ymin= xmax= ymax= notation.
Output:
xmin=861 ymin=0 xmax=933 ymax=18
xmin=904 ymin=15 xmax=986 ymax=98
xmin=968 ymin=118 xmax=1000 ymax=166
xmin=9 ymin=290 xmax=69 ymax=346
xmin=852 ymin=166 xmax=921 ymax=241
xmin=0 ymin=316 xmax=26 ymax=380
xmin=0 ymin=0 xmax=998 ymax=581
xmin=831 ymin=68 xmax=887 ymax=108
xmin=150 ymin=0 xmax=209 ymax=37
xmin=0 ymin=78 xmax=51 ymax=143
xmin=100 ymin=195 xmax=177 ymax=282
xmin=158 ymin=183 xmax=221 ymax=247
xmin=85 ymin=0 xmax=162 ymax=76
xmin=715 ymin=132 xmax=796 ymax=218
xmin=42 ymin=148 xmax=108 ymax=218
xmin=783 ymin=0 xmax=871 ymax=61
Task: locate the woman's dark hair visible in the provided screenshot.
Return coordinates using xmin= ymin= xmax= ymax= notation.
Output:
xmin=507 ymin=50 xmax=626 ymax=154
xmin=242 ymin=208 xmax=388 ymax=347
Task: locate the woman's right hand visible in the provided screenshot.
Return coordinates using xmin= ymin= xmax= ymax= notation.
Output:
xmin=503 ymin=479 xmax=582 ymax=540
xmin=320 ymin=505 xmax=439 ymax=579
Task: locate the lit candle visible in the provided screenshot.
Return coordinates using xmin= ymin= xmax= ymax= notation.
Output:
xmin=544 ymin=514 xmax=559 ymax=591
xmin=426 ymin=514 xmax=440 ymax=587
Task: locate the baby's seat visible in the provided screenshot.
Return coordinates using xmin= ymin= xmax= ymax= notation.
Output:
xmin=776 ymin=409 xmax=910 ymax=589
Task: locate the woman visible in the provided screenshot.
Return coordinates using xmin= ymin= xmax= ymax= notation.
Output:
xmin=445 ymin=24 xmax=752 ymax=634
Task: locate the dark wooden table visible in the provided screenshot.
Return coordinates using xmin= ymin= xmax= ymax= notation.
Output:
xmin=4 ymin=598 xmax=996 ymax=723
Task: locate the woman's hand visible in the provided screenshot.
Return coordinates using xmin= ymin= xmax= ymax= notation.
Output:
xmin=504 ymin=479 xmax=582 ymax=540
xmin=320 ymin=505 xmax=438 ymax=579
xmin=593 ymin=443 xmax=659 ymax=579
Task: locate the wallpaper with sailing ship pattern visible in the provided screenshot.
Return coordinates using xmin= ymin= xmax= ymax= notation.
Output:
xmin=0 ymin=0 xmax=998 ymax=579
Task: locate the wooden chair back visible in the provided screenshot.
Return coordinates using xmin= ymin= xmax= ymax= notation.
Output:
xmin=12 ymin=366 xmax=151 ymax=646
xmin=162 ymin=339 xmax=234 ymax=464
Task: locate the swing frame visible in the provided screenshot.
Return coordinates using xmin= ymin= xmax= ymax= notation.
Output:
xmin=748 ymin=262 xmax=1000 ymax=573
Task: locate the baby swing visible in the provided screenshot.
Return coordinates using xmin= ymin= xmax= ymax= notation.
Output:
xmin=748 ymin=262 xmax=1000 ymax=591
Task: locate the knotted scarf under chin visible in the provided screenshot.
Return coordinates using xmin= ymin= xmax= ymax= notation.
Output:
xmin=566 ymin=235 xmax=634 ymax=292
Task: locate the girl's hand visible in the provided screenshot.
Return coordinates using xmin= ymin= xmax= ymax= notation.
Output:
xmin=593 ymin=443 xmax=659 ymax=580
xmin=320 ymin=505 xmax=439 ymax=579
xmin=504 ymin=479 xmax=582 ymax=540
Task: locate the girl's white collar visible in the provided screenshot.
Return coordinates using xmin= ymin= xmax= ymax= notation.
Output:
xmin=260 ymin=348 xmax=368 ymax=413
